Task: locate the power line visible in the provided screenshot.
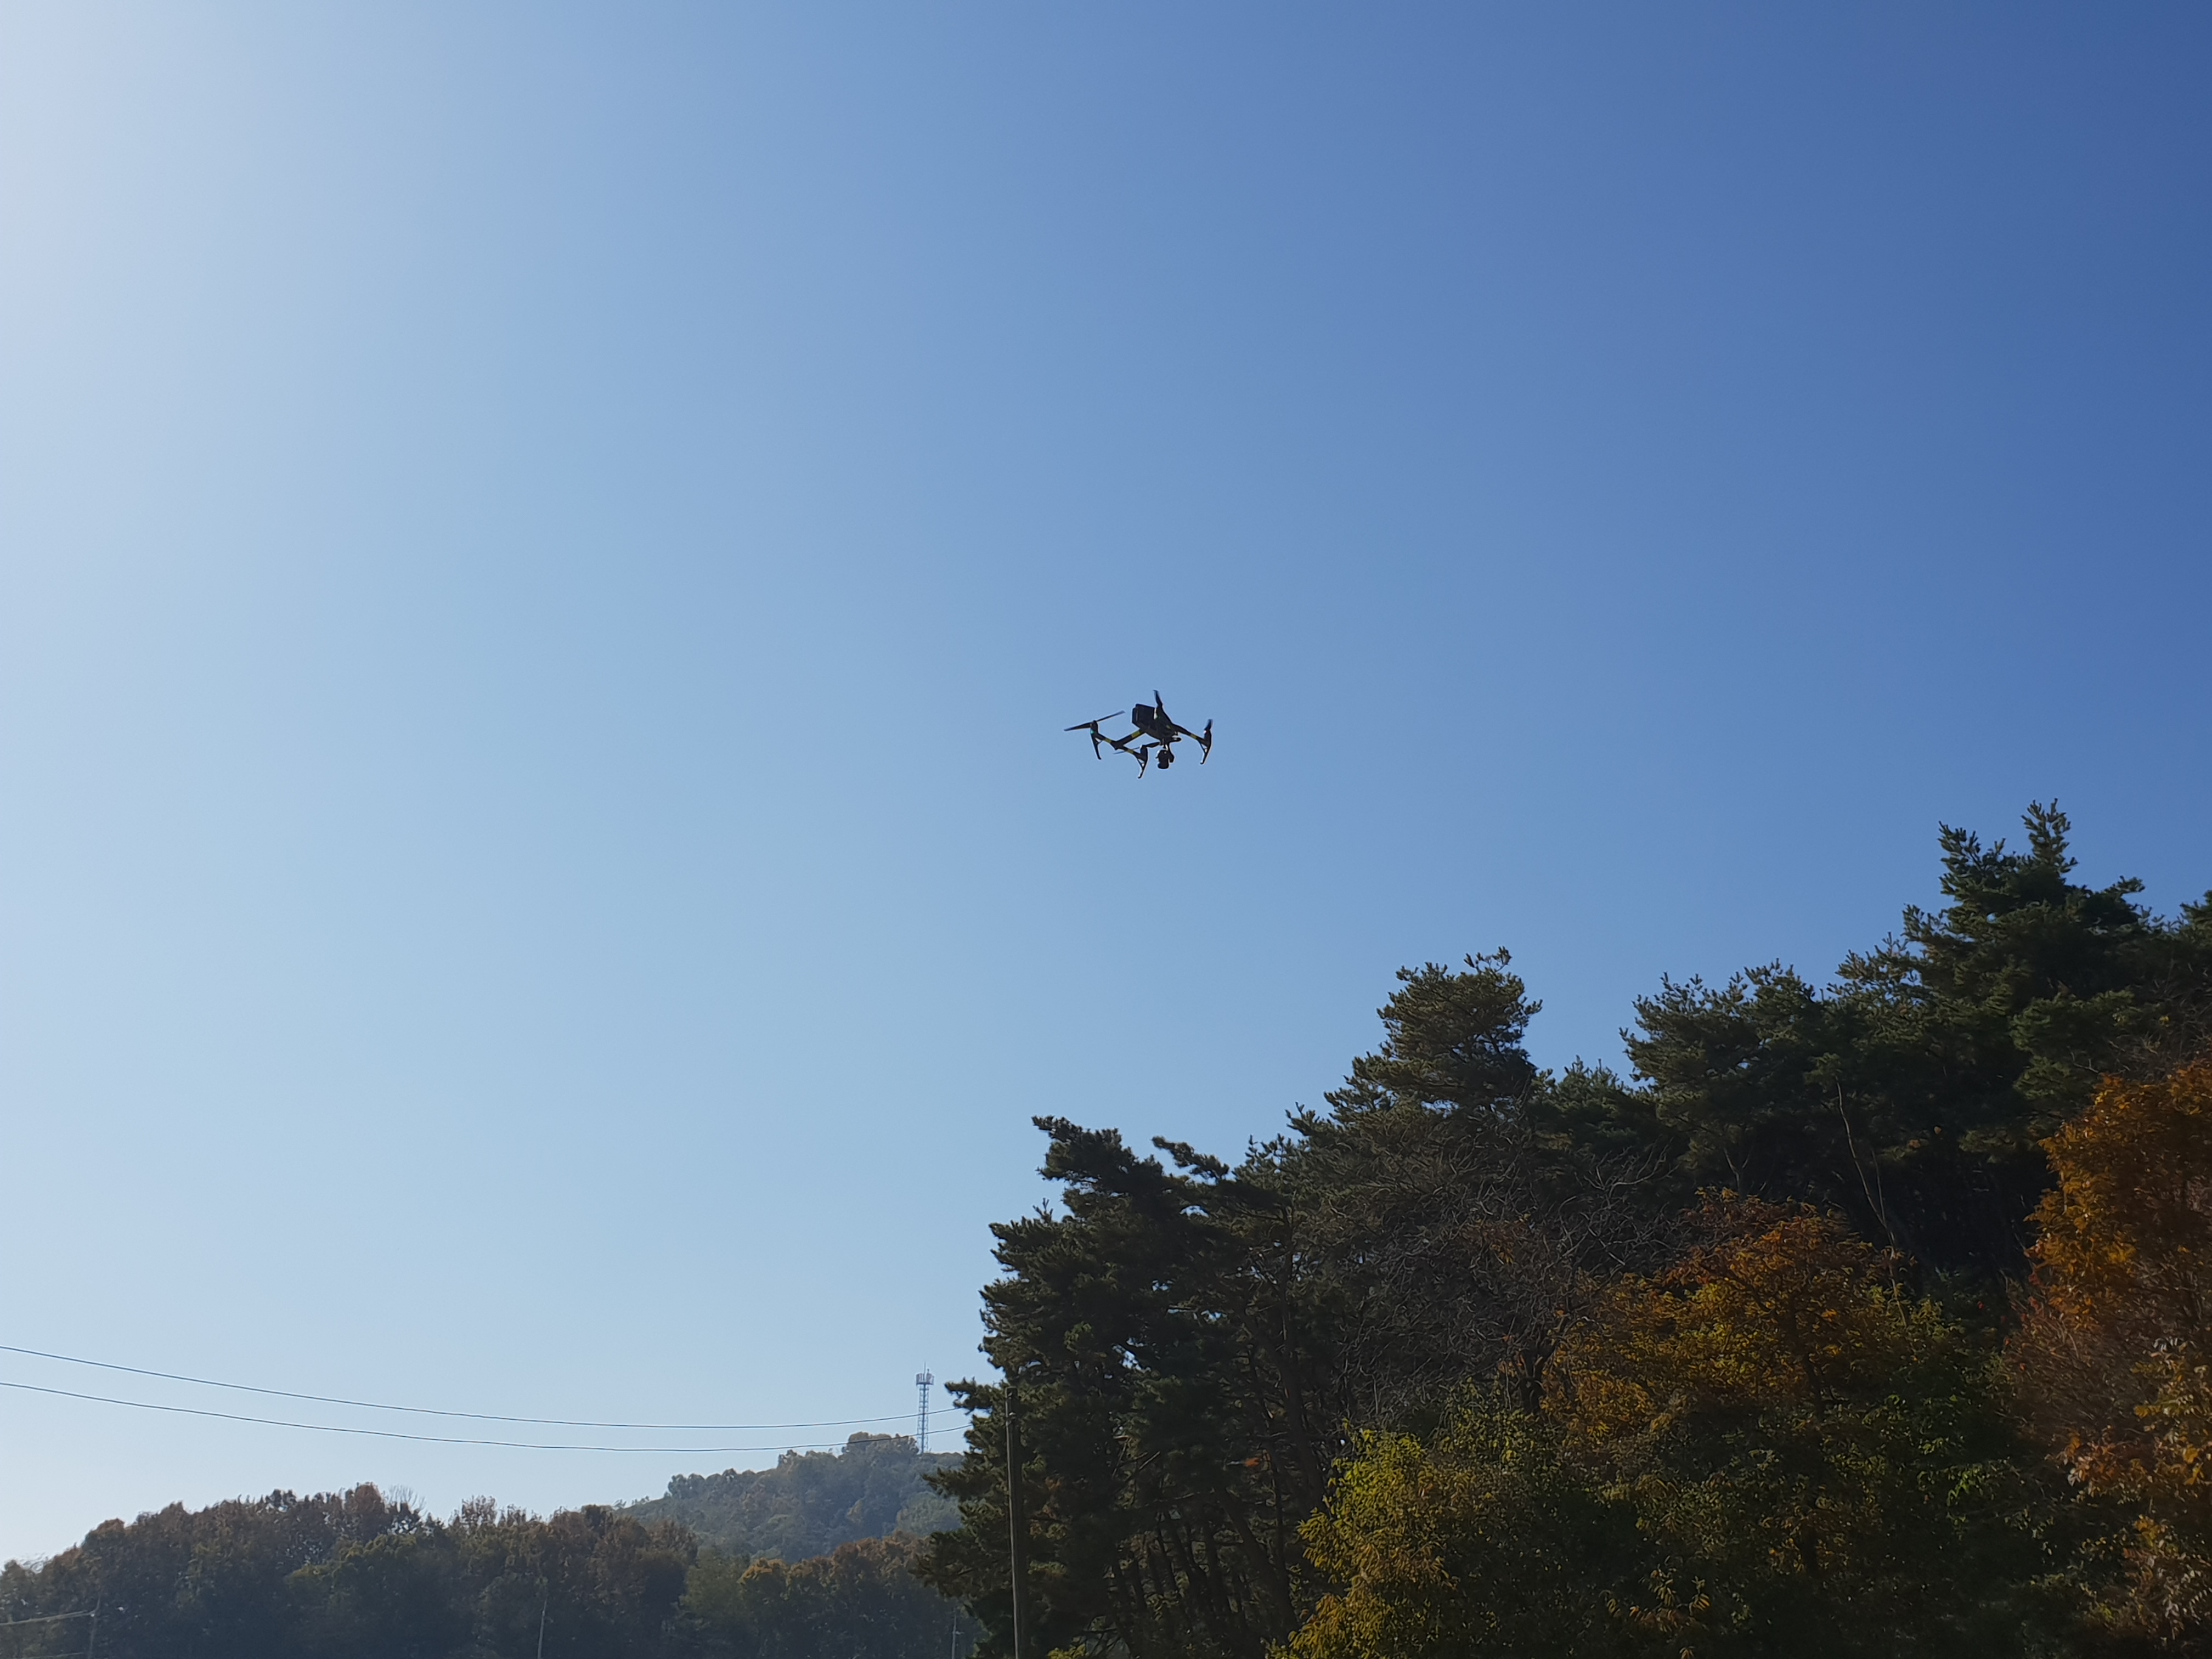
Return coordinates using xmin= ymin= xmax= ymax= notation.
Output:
xmin=0 ymin=1607 xmax=97 ymax=1659
xmin=0 ymin=1343 xmax=918 ymax=1432
xmin=0 ymin=1377 xmax=966 ymax=1455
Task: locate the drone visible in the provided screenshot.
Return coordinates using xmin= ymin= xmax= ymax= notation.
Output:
xmin=1065 ymin=692 xmax=1214 ymax=776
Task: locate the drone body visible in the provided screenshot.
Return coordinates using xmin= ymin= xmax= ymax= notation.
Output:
xmin=1065 ymin=692 xmax=1213 ymax=776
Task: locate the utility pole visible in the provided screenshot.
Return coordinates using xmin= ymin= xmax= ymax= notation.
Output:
xmin=916 ymin=1370 xmax=935 ymax=1453
xmin=1005 ymin=1381 xmax=1029 ymax=1659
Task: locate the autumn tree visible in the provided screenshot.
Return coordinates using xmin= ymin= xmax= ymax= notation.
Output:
xmin=1294 ymin=1197 xmax=2059 ymax=1659
xmin=1550 ymin=1194 xmax=2055 ymax=1655
xmin=2013 ymin=1060 xmax=2212 ymax=1645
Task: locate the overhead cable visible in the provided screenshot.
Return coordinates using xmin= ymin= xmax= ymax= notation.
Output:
xmin=0 ymin=1342 xmax=931 ymax=1431
xmin=0 ymin=1378 xmax=912 ymax=1455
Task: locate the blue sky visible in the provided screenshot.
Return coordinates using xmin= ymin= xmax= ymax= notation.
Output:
xmin=2 ymin=3 xmax=2207 ymax=1561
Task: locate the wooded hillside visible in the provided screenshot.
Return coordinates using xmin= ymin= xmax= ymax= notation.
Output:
xmin=624 ymin=1432 xmax=963 ymax=1559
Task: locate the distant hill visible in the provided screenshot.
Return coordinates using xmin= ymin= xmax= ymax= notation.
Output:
xmin=625 ymin=1432 xmax=963 ymax=1560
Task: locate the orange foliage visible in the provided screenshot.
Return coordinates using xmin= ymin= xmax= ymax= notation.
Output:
xmin=2015 ymin=1060 xmax=2212 ymax=1638
xmin=1555 ymin=1193 xmax=1928 ymax=1446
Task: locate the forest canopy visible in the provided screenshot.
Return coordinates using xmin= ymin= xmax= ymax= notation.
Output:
xmin=917 ymin=805 xmax=2212 ymax=1658
xmin=0 ymin=1438 xmax=975 ymax=1659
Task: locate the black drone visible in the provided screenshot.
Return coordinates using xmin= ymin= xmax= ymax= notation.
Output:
xmin=1065 ymin=692 xmax=1214 ymax=776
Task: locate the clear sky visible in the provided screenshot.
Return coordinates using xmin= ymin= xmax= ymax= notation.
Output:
xmin=2 ymin=3 xmax=2208 ymax=1564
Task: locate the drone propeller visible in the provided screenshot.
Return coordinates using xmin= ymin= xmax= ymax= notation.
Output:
xmin=1198 ymin=719 xmax=1213 ymax=762
xmin=1064 ymin=712 xmax=1125 ymax=760
xmin=1064 ymin=712 xmax=1124 ymax=731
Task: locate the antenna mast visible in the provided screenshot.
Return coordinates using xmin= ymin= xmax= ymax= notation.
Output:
xmin=916 ymin=1369 xmax=935 ymax=1452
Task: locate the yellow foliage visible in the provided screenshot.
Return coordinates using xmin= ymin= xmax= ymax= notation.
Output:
xmin=1290 ymin=1411 xmax=1629 ymax=1659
